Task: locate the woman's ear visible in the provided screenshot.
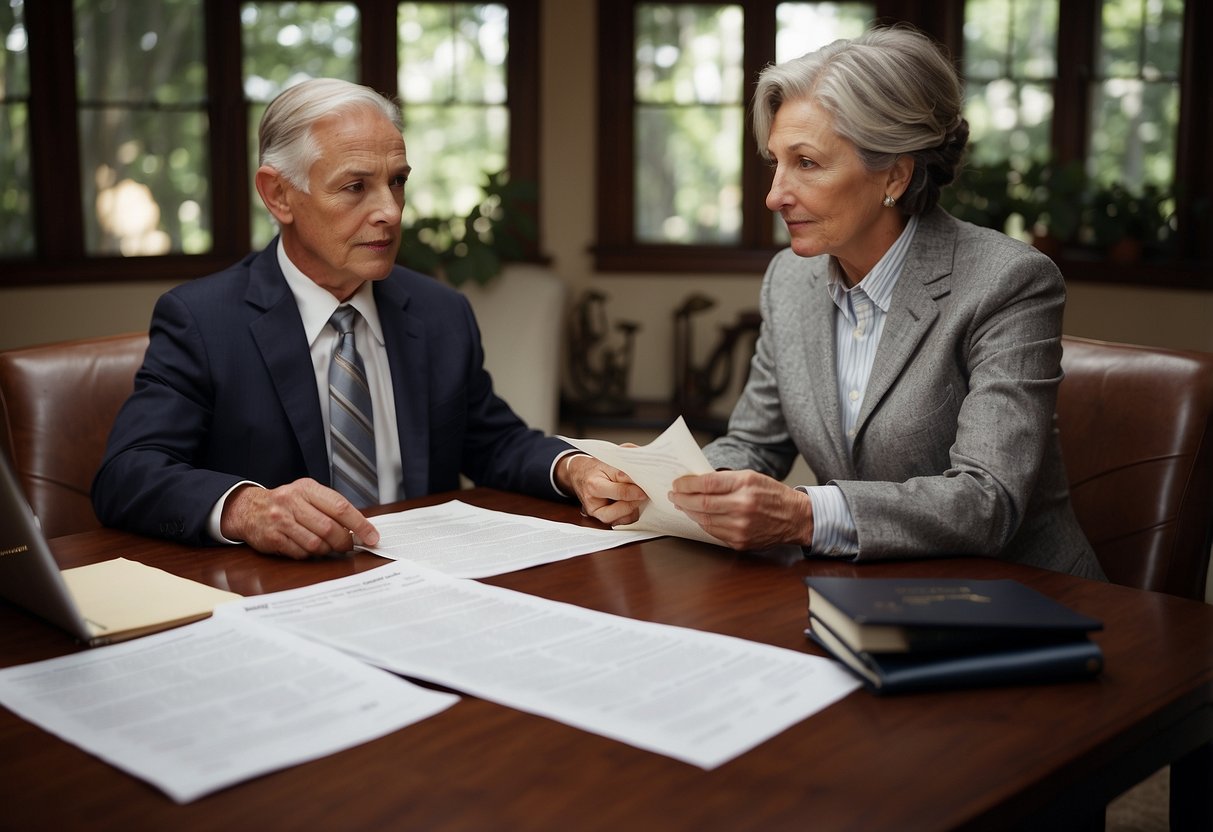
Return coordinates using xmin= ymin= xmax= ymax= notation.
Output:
xmin=887 ymin=155 xmax=915 ymax=202
xmin=254 ymin=166 xmax=294 ymax=226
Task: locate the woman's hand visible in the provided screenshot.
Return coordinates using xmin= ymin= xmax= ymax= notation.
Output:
xmin=669 ymin=469 xmax=814 ymax=550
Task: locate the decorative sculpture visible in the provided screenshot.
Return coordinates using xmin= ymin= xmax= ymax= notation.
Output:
xmin=565 ymin=290 xmax=640 ymax=416
xmin=672 ymin=293 xmax=761 ymax=416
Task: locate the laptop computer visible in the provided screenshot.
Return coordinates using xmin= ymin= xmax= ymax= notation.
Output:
xmin=0 ymin=451 xmax=98 ymax=643
xmin=0 ymin=452 xmax=240 ymax=646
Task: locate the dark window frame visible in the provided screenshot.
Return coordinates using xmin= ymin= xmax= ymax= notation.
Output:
xmin=594 ymin=0 xmax=1212 ymax=289
xmin=5 ymin=0 xmax=540 ymax=287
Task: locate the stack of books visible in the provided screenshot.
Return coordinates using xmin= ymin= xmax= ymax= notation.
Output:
xmin=804 ymin=577 xmax=1104 ymax=695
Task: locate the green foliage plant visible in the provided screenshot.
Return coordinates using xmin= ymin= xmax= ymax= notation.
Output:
xmin=398 ymin=170 xmax=537 ymax=287
xmin=1018 ymin=160 xmax=1086 ymax=244
xmin=940 ymin=159 xmax=1020 ymax=233
xmin=944 ymin=156 xmax=1177 ymax=263
xmin=1085 ymin=181 xmax=1176 ymax=259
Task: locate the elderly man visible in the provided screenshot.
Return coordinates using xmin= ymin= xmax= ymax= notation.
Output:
xmin=93 ymin=78 xmax=641 ymax=558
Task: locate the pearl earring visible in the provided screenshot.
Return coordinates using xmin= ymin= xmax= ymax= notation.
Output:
xmin=882 ymin=195 xmax=896 ymax=208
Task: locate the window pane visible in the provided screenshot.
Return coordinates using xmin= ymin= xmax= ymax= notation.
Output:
xmin=635 ymin=4 xmax=743 ymax=105
xmin=74 ymin=0 xmax=210 ymax=256
xmin=399 ymin=3 xmax=509 ymax=222
xmin=399 ymin=3 xmax=508 ymax=104
xmin=1089 ymin=0 xmax=1181 ymax=190
xmin=399 ymin=104 xmax=508 ymax=220
xmin=243 ymin=2 xmax=361 ymax=248
xmin=635 ymin=105 xmax=743 ymax=244
xmin=962 ymin=0 xmax=1058 ymax=172
xmin=634 ymin=4 xmax=743 ymax=244
xmin=1 ymin=0 xmax=34 ymax=257
xmin=775 ymin=2 xmax=873 ymax=63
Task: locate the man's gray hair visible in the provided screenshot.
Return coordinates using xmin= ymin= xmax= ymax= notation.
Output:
xmin=752 ymin=25 xmax=969 ymax=215
xmin=259 ymin=78 xmax=403 ymax=192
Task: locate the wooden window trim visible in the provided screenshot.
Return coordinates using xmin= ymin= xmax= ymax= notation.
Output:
xmin=594 ymin=0 xmax=1212 ymax=289
xmin=3 ymin=0 xmax=541 ymax=287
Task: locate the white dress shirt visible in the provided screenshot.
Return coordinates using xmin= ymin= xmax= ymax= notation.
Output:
xmin=206 ymin=240 xmax=404 ymax=541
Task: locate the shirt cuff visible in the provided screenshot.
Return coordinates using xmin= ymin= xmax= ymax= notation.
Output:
xmin=550 ymin=450 xmax=589 ymax=498
xmin=206 ymin=481 xmax=263 ymax=544
xmin=797 ymin=484 xmax=859 ymax=557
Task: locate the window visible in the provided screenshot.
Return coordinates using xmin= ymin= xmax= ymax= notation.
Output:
xmin=1087 ymin=0 xmax=1183 ymax=191
xmin=597 ymin=1 xmax=876 ymax=272
xmin=961 ymin=0 xmax=1058 ymax=172
xmin=397 ymin=2 xmax=511 ymax=223
xmin=242 ymin=2 xmax=363 ymax=249
xmin=597 ymin=0 xmax=1211 ymax=286
xmin=0 ymin=1 xmax=33 ymax=257
xmin=953 ymin=0 xmax=1204 ymax=277
xmin=75 ymin=0 xmax=211 ymax=257
xmin=634 ymin=4 xmax=745 ymax=246
xmin=3 ymin=0 xmax=538 ymax=286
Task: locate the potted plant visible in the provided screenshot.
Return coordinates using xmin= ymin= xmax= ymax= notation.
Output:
xmin=1085 ymin=182 xmax=1175 ymax=262
xmin=1016 ymin=160 xmax=1086 ymax=256
xmin=941 ymin=158 xmax=1019 ymax=233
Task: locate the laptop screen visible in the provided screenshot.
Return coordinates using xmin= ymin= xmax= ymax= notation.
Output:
xmin=0 ymin=453 xmax=94 ymax=642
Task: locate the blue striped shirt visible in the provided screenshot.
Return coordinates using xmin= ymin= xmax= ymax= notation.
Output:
xmin=803 ymin=214 xmax=920 ymax=556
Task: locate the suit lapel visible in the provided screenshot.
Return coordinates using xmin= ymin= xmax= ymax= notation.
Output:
xmin=374 ymin=278 xmax=429 ymax=499
xmin=800 ymin=258 xmax=852 ymax=474
xmin=245 ymin=244 xmax=331 ymax=483
xmin=854 ymin=210 xmax=953 ymax=436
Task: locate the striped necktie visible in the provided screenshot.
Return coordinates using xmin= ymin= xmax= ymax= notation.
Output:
xmin=328 ymin=306 xmax=378 ymax=508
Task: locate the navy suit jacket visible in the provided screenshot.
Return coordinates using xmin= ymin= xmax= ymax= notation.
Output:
xmin=92 ymin=241 xmax=571 ymax=545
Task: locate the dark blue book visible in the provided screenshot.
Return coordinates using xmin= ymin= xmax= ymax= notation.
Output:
xmin=805 ymin=577 xmax=1102 ymax=654
xmin=804 ymin=577 xmax=1104 ymax=694
xmin=807 ymin=614 xmax=1104 ymax=694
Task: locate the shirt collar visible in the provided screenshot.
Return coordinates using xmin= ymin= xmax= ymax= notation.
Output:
xmin=826 ymin=213 xmax=920 ymax=313
xmin=276 ymin=237 xmax=385 ymax=347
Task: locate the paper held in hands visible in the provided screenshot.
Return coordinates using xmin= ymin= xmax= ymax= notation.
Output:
xmin=558 ymin=416 xmax=727 ymax=547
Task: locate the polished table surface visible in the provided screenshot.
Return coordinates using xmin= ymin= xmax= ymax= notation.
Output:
xmin=2 ymin=488 xmax=1211 ymax=831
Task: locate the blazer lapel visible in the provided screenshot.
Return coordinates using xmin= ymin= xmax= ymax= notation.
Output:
xmin=245 ymin=244 xmax=331 ymax=483
xmin=374 ymin=278 xmax=429 ymax=499
xmin=800 ymin=258 xmax=852 ymax=475
xmin=854 ymin=211 xmax=953 ymax=436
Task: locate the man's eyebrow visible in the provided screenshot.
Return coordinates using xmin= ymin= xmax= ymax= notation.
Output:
xmin=334 ymin=164 xmax=411 ymax=179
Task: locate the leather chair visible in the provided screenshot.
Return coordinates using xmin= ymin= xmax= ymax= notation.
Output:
xmin=0 ymin=332 xmax=148 ymax=538
xmin=1057 ymin=335 xmax=1213 ymax=601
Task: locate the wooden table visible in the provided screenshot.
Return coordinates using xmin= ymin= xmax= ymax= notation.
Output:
xmin=2 ymin=488 xmax=1210 ymax=831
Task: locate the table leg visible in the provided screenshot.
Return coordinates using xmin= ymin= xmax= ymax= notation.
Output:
xmin=1170 ymin=741 xmax=1212 ymax=832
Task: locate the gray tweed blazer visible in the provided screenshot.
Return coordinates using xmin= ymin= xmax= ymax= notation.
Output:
xmin=704 ymin=207 xmax=1105 ymax=580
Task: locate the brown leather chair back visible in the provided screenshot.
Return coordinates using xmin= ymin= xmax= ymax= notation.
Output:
xmin=0 ymin=332 xmax=148 ymax=538
xmin=1058 ymin=335 xmax=1213 ymax=601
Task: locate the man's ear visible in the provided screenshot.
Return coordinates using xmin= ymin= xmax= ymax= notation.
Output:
xmin=255 ymin=165 xmax=294 ymax=226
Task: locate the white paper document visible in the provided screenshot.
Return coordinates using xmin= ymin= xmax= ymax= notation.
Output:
xmin=559 ymin=416 xmax=726 ymax=546
xmin=0 ymin=615 xmax=458 ymax=803
xmin=217 ymin=563 xmax=861 ymax=770
xmin=359 ymin=500 xmax=661 ymax=578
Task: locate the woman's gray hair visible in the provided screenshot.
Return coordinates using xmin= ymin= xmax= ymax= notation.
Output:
xmin=259 ymin=78 xmax=403 ymax=192
xmin=753 ymin=25 xmax=968 ymax=215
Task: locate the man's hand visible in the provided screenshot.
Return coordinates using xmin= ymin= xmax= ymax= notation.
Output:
xmin=669 ymin=469 xmax=813 ymax=551
xmin=219 ymin=478 xmax=381 ymax=559
xmin=558 ymin=453 xmax=648 ymax=526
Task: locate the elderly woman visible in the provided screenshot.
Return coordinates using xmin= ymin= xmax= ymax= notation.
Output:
xmin=667 ymin=26 xmax=1105 ymax=580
